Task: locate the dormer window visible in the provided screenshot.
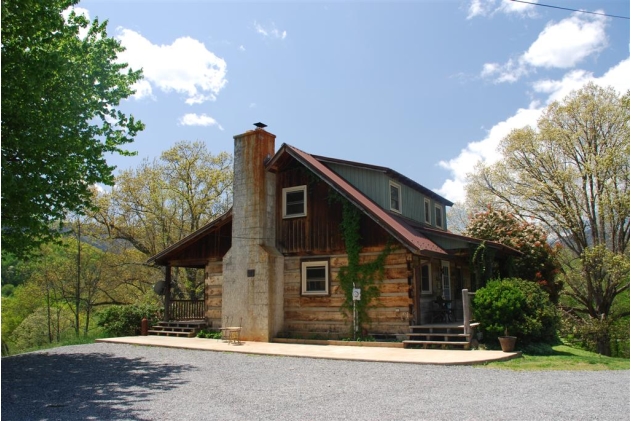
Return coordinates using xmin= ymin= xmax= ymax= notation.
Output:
xmin=389 ymin=181 xmax=401 ymax=213
xmin=283 ymin=186 xmax=307 ymax=218
xmin=435 ymin=204 xmax=443 ymax=228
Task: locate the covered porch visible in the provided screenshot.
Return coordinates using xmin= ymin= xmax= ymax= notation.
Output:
xmin=403 ymin=288 xmax=479 ymax=349
xmin=146 ymin=211 xmax=233 ymax=328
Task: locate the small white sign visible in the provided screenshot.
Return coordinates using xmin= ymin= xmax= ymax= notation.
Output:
xmin=352 ymin=288 xmax=361 ymax=301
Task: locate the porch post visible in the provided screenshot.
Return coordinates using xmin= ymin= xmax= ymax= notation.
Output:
xmin=462 ymin=289 xmax=470 ymax=336
xmin=164 ymin=265 xmax=172 ymax=322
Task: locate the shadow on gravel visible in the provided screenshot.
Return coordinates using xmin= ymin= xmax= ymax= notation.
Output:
xmin=1 ymin=350 xmax=195 ymax=420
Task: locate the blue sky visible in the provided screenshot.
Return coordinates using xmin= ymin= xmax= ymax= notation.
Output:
xmin=77 ymin=0 xmax=629 ymax=204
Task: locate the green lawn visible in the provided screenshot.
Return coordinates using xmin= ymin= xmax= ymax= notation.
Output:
xmin=481 ymin=345 xmax=630 ymax=371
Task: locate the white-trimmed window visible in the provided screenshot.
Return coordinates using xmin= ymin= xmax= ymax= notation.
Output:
xmin=301 ymin=260 xmax=329 ymax=295
xmin=424 ymin=198 xmax=431 ymax=224
xmin=389 ymin=181 xmax=401 ymax=213
xmin=283 ymin=185 xmax=307 ymax=218
xmin=420 ymin=263 xmax=432 ymax=294
xmin=435 ymin=204 xmax=443 ymax=228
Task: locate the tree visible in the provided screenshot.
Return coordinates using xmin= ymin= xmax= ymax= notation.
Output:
xmin=1 ymin=0 xmax=144 ymax=257
xmin=89 ymin=141 xmax=233 ymax=299
xmin=465 ymin=207 xmax=561 ymax=302
xmin=466 ymin=83 xmax=629 ymax=354
xmin=467 ymin=83 xmax=629 ymax=256
xmin=445 ymin=202 xmax=471 ymax=235
xmin=561 ymin=245 xmax=630 ymax=355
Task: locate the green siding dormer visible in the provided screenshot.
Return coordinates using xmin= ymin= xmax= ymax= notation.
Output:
xmin=324 ymin=160 xmax=451 ymax=230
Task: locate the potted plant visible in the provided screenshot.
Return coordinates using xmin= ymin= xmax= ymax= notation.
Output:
xmin=498 ymin=327 xmax=517 ymax=352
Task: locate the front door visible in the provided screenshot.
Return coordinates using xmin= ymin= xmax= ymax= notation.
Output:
xmin=414 ymin=259 xmax=433 ymax=325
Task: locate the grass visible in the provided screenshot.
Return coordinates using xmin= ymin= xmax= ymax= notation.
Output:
xmin=480 ymin=344 xmax=630 ymax=371
xmin=2 ymin=331 xmax=106 ymax=356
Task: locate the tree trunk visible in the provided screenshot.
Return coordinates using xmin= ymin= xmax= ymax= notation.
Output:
xmin=596 ymin=334 xmax=611 ymax=357
xmin=76 ymin=219 xmax=81 ymax=337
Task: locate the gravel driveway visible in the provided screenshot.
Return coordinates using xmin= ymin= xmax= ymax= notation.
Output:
xmin=2 ymin=343 xmax=629 ymax=421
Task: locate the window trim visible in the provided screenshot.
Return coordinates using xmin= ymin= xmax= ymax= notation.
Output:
xmin=434 ymin=204 xmax=443 ymax=228
xmin=420 ymin=263 xmax=432 ymax=294
xmin=424 ymin=198 xmax=431 ymax=224
xmin=301 ymin=260 xmax=330 ymax=296
xmin=389 ymin=181 xmax=402 ymax=214
xmin=282 ymin=185 xmax=307 ymax=219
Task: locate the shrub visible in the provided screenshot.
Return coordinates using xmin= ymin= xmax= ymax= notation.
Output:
xmin=96 ymin=304 xmax=161 ymax=337
xmin=196 ymin=329 xmax=222 ymax=339
xmin=473 ymin=278 xmax=559 ymax=345
xmin=1 ymin=284 xmax=15 ymax=297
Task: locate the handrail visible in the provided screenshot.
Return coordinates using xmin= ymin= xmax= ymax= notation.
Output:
xmin=169 ymin=299 xmax=204 ymax=320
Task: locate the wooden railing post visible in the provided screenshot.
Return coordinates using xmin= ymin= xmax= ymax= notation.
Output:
xmin=164 ymin=265 xmax=172 ymax=322
xmin=462 ymin=289 xmax=470 ymax=335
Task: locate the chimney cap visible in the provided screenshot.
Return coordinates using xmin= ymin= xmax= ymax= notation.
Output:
xmin=254 ymin=122 xmax=267 ymax=129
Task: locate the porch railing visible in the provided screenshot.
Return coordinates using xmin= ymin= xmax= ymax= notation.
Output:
xmin=169 ymin=300 xmax=205 ymax=320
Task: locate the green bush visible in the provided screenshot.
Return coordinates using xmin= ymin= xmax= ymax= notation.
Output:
xmin=1 ymin=284 xmax=15 ymax=297
xmin=473 ymin=278 xmax=559 ymax=345
xmin=196 ymin=329 xmax=222 ymax=339
xmin=96 ymin=304 xmax=161 ymax=337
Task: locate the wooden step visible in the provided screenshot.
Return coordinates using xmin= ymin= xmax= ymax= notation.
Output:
xmin=406 ymin=333 xmax=468 ymax=338
xmin=403 ymin=340 xmax=471 ymax=349
xmin=404 ymin=323 xmax=477 ymax=350
xmin=151 ymin=326 xmax=197 ymax=333
xmin=148 ymin=320 xmax=207 ymax=338
xmin=147 ymin=330 xmax=196 ymax=338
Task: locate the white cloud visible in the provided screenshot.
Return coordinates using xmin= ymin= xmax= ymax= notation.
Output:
xmin=116 ymin=29 xmax=227 ymax=105
xmin=438 ymin=56 xmax=631 ymax=203
xmin=533 ymin=57 xmax=631 ymax=103
xmin=481 ymin=13 xmax=608 ymax=83
xmin=178 ymin=113 xmax=224 ymax=130
xmin=498 ymin=0 xmax=537 ymax=16
xmin=254 ymin=21 xmax=287 ymax=40
xmin=131 ymin=79 xmax=154 ymax=101
xmin=467 ymin=0 xmax=537 ymax=19
xmin=523 ymin=13 xmax=608 ymax=68
xmin=481 ymin=58 xmax=529 ymax=83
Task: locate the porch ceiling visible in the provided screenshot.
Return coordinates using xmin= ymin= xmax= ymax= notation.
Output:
xmin=147 ymin=210 xmax=233 ymax=267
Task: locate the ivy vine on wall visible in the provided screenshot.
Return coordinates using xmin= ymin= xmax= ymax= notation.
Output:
xmin=330 ymin=192 xmax=391 ymax=338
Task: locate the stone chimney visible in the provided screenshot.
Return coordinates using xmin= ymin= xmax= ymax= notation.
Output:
xmin=221 ymin=126 xmax=284 ymax=341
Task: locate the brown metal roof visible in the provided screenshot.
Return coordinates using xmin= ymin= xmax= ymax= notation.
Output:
xmin=268 ymin=143 xmax=449 ymax=256
xmin=391 ymin=213 xmax=521 ymax=256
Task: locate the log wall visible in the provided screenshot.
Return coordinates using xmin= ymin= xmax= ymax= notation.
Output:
xmin=204 ymin=260 xmax=223 ymax=328
xmin=282 ymin=248 xmax=412 ymax=339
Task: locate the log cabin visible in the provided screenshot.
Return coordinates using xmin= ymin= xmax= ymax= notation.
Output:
xmin=147 ymin=125 xmax=519 ymax=345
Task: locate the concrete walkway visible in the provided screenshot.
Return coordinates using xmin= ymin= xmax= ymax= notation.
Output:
xmin=96 ymin=336 xmax=521 ymax=365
